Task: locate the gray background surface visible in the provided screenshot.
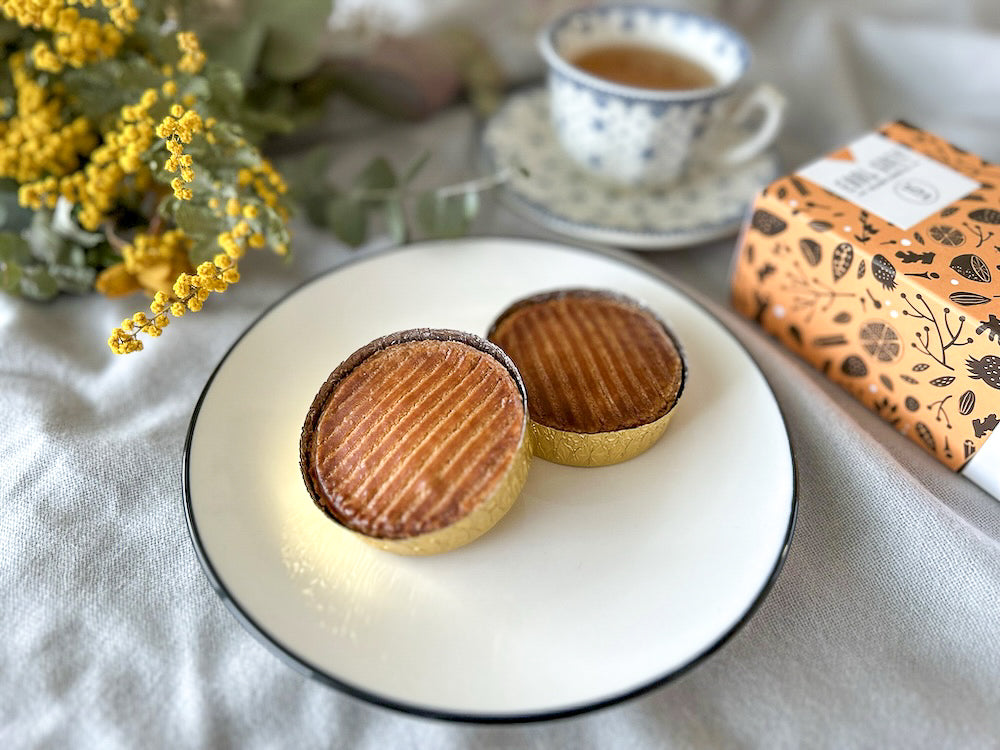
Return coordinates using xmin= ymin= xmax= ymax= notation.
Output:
xmin=3 ymin=1 xmax=999 ymax=747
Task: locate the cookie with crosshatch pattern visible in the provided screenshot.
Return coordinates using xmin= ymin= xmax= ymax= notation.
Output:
xmin=299 ymin=329 xmax=531 ymax=555
xmin=488 ymin=289 xmax=686 ymax=467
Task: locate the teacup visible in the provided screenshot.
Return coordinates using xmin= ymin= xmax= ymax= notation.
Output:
xmin=538 ymin=4 xmax=785 ymax=188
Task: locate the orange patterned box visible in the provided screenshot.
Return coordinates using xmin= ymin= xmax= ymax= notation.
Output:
xmin=730 ymin=122 xmax=1000 ymax=499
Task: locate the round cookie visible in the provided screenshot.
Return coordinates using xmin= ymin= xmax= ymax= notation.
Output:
xmin=300 ymin=329 xmax=531 ymax=555
xmin=488 ymin=289 xmax=685 ymax=466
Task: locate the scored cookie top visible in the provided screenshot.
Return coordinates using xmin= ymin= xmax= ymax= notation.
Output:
xmin=488 ymin=290 xmax=685 ymax=434
xmin=300 ymin=331 xmax=526 ymax=540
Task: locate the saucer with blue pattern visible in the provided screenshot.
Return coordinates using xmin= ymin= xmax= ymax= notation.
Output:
xmin=482 ymin=88 xmax=780 ymax=251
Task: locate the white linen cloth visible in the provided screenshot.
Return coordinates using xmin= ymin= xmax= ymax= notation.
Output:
xmin=3 ymin=1 xmax=999 ymax=747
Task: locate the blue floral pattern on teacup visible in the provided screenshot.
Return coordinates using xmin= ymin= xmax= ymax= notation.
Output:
xmin=539 ymin=5 xmax=754 ymax=187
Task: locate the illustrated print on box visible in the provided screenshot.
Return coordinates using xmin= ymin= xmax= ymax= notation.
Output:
xmin=732 ymin=122 xmax=1000 ymax=475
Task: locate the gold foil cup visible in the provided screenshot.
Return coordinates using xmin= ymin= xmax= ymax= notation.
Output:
xmin=530 ymin=408 xmax=678 ymax=467
xmin=488 ymin=289 xmax=687 ymax=468
xmin=300 ymin=329 xmax=531 ymax=556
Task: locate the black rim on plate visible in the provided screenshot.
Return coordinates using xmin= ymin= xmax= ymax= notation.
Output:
xmin=182 ymin=239 xmax=799 ymax=724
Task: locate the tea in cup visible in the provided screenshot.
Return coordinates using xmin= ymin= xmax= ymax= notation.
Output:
xmin=538 ymin=5 xmax=785 ymax=187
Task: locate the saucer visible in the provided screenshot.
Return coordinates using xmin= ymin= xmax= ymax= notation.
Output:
xmin=481 ymin=88 xmax=780 ymax=251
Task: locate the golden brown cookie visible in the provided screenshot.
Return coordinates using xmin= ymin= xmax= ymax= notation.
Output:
xmin=488 ymin=289 xmax=685 ymax=466
xmin=300 ymin=329 xmax=531 ymax=555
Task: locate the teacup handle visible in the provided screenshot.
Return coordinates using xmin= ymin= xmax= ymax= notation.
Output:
xmin=716 ymin=84 xmax=786 ymax=167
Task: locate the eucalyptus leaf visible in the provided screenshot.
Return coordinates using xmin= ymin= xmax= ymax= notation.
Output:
xmin=0 ymin=259 xmax=21 ymax=293
xmin=259 ymin=28 xmax=326 ymax=83
xmin=52 ymin=198 xmax=104 ymax=248
xmin=0 ymin=190 xmax=34 ymax=232
xmin=19 ymin=266 xmax=59 ymax=301
xmin=245 ymin=0 xmax=333 ymax=82
xmin=462 ymin=191 xmax=480 ymax=221
xmin=281 ymin=146 xmax=335 ymax=224
xmin=249 ymin=0 xmax=332 ymax=30
xmin=416 ymin=191 xmax=473 ymax=239
xmin=25 ymin=213 xmax=66 ymax=266
xmin=0 ymin=232 xmax=32 ymax=264
xmin=238 ymin=107 xmax=295 ymax=135
xmin=298 ymin=194 xmax=330 ymax=227
xmin=279 ymin=145 xmax=334 ymax=188
xmin=384 ymin=198 xmax=408 ymax=245
xmin=197 ymin=24 xmax=267 ymax=83
xmin=65 ymin=245 xmax=87 ymax=269
xmin=49 ymin=264 xmax=97 ymax=294
xmin=326 ymin=197 xmax=367 ymax=247
xmin=354 ymin=157 xmax=398 ymax=194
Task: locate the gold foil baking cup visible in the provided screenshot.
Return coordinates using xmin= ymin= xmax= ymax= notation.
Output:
xmin=530 ymin=407 xmax=678 ymax=468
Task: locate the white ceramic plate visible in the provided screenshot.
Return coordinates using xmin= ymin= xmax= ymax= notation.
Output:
xmin=184 ymin=238 xmax=796 ymax=722
xmin=481 ymin=88 xmax=781 ymax=250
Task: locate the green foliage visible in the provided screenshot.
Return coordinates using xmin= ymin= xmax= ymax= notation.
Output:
xmin=0 ymin=1 xmax=300 ymax=310
xmin=0 ymin=0 xmax=508 ymax=317
xmin=0 ymin=187 xmax=34 ymax=233
xmin=0 ymin=209 xmax=99 ymax=300
xmin=285 ymin=148 xmax=511 ymax=248
xmin=416 ymin=190 xmax=479 ymax=239
xmin=326 ymin=196 xmax=367 ymax=247
xmin=174 ymin=0 xmax=334 ymax=131
xmin=355 ymin=157 xmax=398 ymax=192
xmin=63 ymin=57 xmax=163 ymax=120
xmin=171 ymin=201 xmax=221 ymax=241
xmin=0 ymin=232 xmax=31 ymax=266
xmin=177 ymin=0 xmax=332 ymax=83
